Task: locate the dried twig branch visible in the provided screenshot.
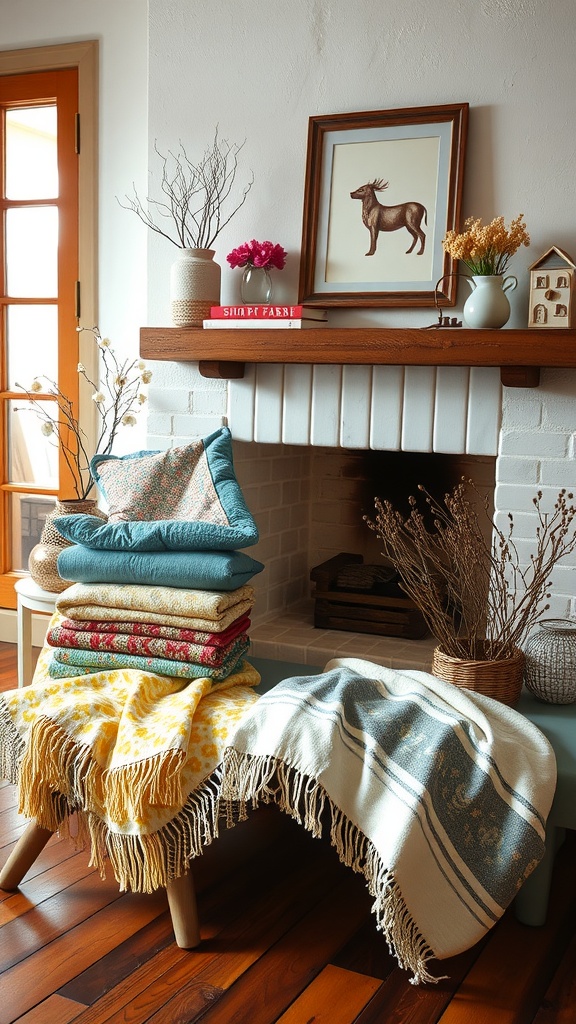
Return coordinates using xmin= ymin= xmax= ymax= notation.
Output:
xmin=365 ymin=481 xmax=576 ymax=661
xmin=118 ymin=129 xmax=254 ymax=250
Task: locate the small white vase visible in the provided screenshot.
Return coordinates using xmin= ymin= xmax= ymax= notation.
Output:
xmin=170 ymin=248 xmax=221 ymax=327
xmin=463 ymin=274 xmax=517 ymax=329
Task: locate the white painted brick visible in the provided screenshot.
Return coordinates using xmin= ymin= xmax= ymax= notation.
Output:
xmin=145 ymin=412 xmax=173 ymax=437
xmin=290 ymin=503 xmax=308 ymax=529
xmin=147 ymin=386 xmax=191 ymax=414
xmin=172 ymin=414 xmax=223 ymax=437
xmin=147 ymin=361 xmax=206 ymax=390
xmin=496 ymin=483 xmax=572 ymax=517
xmin=280 ymin=529 xmax=300 ymax=555
xmin=143 ymin=433 xmax=173 ymax=452
xmin=269 ymin=506 xmax=292 ymax=533
xmin=501 ymin=391 xmax=543 ymax=429
xmin=496 ymin=457 xmax=540 ymax=485
xmin=540 ymin=458 xmax=576 ymax=487
xmin=500 ymin=431 xmax=569 ymax=458
xmin=191 ymin=390 xmax=228 ymax=416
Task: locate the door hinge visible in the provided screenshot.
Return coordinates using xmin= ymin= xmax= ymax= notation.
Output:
xmin=75 ymin=113 xmax=80 ymax=154
xmin=75 ymin=281 xmax=81 ymax=319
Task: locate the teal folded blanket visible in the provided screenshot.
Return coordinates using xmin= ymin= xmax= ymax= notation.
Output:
xmin=48 ymin=634 xmax=250 ymax=680
xmin=57 ymin=546 xmax=264 ymax=591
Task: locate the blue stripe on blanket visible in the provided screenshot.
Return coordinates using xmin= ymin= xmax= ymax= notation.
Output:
xmin=262 ymin=669 xmax=545 ymax=911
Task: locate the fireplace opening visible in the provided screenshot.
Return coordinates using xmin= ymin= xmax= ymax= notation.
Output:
xmin=234 ymin=440 xmax=496 ymax=673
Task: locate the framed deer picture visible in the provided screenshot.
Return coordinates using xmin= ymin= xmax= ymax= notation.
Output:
xmin=298 ymin=103 xmax=468 ymax=308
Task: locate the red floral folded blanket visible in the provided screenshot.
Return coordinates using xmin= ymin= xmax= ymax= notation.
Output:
xmin=46 ymin=623 xmax=249 ymax=667
xmin=57 ymin=614 xmax=251 ymax=647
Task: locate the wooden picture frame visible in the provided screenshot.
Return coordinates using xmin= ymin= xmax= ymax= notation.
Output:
xmin=298 ymin=102 xmax=468 ymax=308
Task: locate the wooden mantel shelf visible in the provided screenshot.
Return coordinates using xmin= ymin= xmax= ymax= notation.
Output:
xmin=139 ymin=326 xmax=576 ymax=388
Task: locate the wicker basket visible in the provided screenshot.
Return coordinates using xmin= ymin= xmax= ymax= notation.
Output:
xmin=431 ymin=646 xmax=525 ymax=706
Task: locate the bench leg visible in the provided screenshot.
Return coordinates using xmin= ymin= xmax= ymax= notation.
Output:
xmin=0 ymin=821 xmax=54 ymax=890
xmin=165 ymin=870 xmax=201 ymax=948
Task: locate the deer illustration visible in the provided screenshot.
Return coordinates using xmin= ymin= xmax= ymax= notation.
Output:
xmin=350 ymin=179 xmax=427 ymax=256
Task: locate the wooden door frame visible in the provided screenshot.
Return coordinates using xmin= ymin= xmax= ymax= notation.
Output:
xmin=0 ymin=41 xmax=98 ymax=621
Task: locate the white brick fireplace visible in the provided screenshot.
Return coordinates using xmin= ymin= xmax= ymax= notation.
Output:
xmin=146 ymin=362 xmax=576 ymax=673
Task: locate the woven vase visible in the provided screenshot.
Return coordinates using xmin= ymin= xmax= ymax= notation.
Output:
xmin=432 ymin=645 xmax=525 ymax=706
xmin=28 ymin=498 xmax=106 ymax=594
xmin=170 ymin=248 xmax=221 ymax=327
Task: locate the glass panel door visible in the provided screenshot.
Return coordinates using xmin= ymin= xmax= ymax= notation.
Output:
xmin=0 ymin=68 xmax=79 ymax=609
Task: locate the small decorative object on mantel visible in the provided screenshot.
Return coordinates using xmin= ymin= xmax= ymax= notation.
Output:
xmin=226 ymin=239 xmax=287 ymax=305
xmin=365 ymin=482 xmax=576 ymax=706
xmin=119 ymin=130 xmax=254 ymax=327
xmin=527 ymin=246 xmax=576 ymax=328
xmin=524 ymin=618 xmax=576 ymax=703
xmin=442 ymin=214 xmax=530 ymax=328
xmin=16 ymin=326 xmax=151 ymax=592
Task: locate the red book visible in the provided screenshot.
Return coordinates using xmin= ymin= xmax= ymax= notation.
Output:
xmin=209 ymin=304 xmax=327 ymax=320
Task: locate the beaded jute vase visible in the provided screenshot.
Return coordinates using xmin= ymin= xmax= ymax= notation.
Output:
xmin=28 ymin=498 xmax=107 ymax=594
xmin=432 ymin=645 xmax=525 ymax=707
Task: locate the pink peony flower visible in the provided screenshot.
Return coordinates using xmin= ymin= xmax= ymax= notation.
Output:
xmin=227 ymin=239 xmax=287 ymax=271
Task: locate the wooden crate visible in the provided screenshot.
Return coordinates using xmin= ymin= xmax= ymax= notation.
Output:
xmin=310 ymin=553 xmax=428 ymax=640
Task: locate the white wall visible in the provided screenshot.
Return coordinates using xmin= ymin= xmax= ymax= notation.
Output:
xmin=146 ymin=0 xmax=576 ymax=327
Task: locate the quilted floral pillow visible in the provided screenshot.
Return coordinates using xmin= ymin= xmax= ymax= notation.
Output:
xmin=56 ymin=427 xmax=259 ymax=551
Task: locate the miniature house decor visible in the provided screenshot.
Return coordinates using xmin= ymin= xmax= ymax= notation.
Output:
xmin=528 ymin=246 xmax=576 ymax=328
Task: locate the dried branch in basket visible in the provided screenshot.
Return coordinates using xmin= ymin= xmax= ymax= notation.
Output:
xmin=364 ymin=481 xmax=576 ymax=661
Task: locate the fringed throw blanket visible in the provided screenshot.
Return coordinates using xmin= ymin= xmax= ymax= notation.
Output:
xmin=0 ymin=634 xmax=261 ymax=893
xmin=220 ymin=656 xmax=557 ymax=984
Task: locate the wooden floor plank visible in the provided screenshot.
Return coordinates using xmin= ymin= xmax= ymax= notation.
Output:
xmin=436 ymin=832 xmax=576 ymax=1024
xmin=59 ymin=814 xmax=322 ymax=1004
xmin=157 ymin=869 xmax=372 ymax=1024
xmin=64 ymin=827 xmax=349 ymax=1023
xmin=0 ymin=850 xmax=97 ymax=925
xmin=275 ymin=964 xmax=382 ymax=1024
xmin=0 ymin=888 xmax=167 ymax=1022
xmin=11 ymin=993 xmax=85 ymax=1024
xmin=350 ymin=944 xmax=483 ymax=1024
xmin=532 ymin=930 xmax=576 ymax=1023
xmin=0 ymin=869 xmax=125 ymax=971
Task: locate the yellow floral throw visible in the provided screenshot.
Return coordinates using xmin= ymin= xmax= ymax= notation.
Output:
xmin=0 ymin=614 xmax=261 ymax=893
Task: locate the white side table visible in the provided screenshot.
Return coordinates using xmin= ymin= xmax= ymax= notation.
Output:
xmin=14 ymin=577 xmax=59 ymax=687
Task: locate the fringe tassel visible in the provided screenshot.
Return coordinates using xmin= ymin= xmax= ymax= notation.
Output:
xmin=220 ymin=748 xmax=440 ymax=985
xmin=104 ymin=748 xmax=187 ymax=827
xmin=83 ymin=768 xmax=224 ymax=893
xmin=0 ymin=698 xmax=25 ymax=784
xmin=18 ymin=718 xmax=97 ymax=832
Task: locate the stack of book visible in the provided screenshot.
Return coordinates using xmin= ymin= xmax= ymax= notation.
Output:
xmin=203 ymin=304 xmax=328 ymax=329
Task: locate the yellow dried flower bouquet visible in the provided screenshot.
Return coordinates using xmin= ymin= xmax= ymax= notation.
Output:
xmin=442 ymin=214 xmax=530 ymax=277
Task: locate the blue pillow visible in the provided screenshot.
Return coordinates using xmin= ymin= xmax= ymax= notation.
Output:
xmin=55 ymin=515 xmax=257 ymax=553
xmin=55 ymin=427 xmax=258 ymax=551
xmin=57 ymin=546 xmax=264 ymax=591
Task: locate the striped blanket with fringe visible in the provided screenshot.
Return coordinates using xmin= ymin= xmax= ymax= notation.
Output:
xmin=220 ymin=656 xmax=557 ymax=985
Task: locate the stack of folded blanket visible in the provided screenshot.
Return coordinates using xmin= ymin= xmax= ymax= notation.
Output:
xmin=46 ymin=582 xmax=256 ymax=681
xmin=46 ymin=427 xmax=263 ymax=683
